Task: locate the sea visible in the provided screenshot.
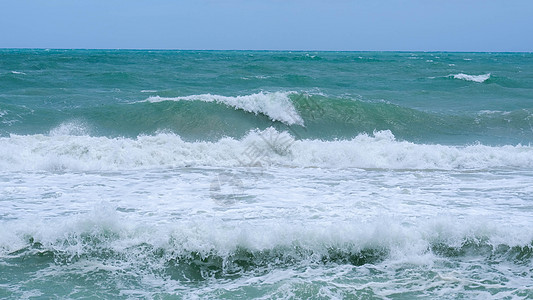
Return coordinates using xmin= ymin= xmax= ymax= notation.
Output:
xmin=0 ymin=49 xmax=532 ymax=299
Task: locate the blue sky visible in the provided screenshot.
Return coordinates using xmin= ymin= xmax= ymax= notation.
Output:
xmin=1 ymin=0 xmax=532 ymax=51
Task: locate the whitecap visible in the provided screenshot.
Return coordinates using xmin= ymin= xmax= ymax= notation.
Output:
xmin=1 ymin=129 xmax=532 ymax=172
xmin=144 ymin=92 xmax=304 ymax=126
xmin=451 ymin=73 xmax=491 ymax=83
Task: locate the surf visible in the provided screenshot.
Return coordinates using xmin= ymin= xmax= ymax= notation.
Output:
xmin=1 ymin=128 xmax=532 ymax=171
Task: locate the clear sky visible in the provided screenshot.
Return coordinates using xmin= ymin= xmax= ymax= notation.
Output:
xmin=1 ymin=0 xmax=532 ymax=51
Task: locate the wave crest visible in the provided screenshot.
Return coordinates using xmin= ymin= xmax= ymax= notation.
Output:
xmin=144 ymin=92 xmax=304 ymax=126
xmin=2 ymin=205 xmax=531 ymax=270
xmin=451 ymin=73 xmax=491 ymax=83
xmin=1 ymin=129 xmax=532 ymax=171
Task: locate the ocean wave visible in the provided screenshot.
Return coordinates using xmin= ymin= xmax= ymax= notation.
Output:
xmin=1 ymin=205 xmax=531 ymax=271
xmin=2 ymin=212 xmax=530 ymax=298
xmin=1 ymin=129 xmax=532 ymax=171
xmin=3 ymin=93 xmax=532 ymax=144
xmin=144 ymin=92 xmax=304 ymax=126
xmin=451 ymin=73 xmax=491 ymax=83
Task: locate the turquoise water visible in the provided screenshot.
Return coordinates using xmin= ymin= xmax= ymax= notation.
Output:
xmin=0 ymin=50 xmax=532 ymax=299
xmin=2 ymin=50 xmax=532 ymax=143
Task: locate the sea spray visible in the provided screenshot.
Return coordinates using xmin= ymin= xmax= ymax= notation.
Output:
xmin=1 ymin=129 xmax=533 ymax=171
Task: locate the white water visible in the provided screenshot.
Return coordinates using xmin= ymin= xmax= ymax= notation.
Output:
xmin=144 ymin=92 xmax=305 ymax=126
xmin=2 ymin=168 xmax=532 ymax=255
xmin=451 ymin=73 xmax=491 ymax=83
xmin=1 ymin=163 xmax=531 ymax=298
xmin=1 ymin=129 xmax=532 ymax=298
xmin=1 ymin=129 xmax=532 ymax=172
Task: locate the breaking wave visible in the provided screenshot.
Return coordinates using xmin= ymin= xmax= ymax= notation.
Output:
xmin=1 ymin=205 xmax=531 ymax=281
xmin=144 ymin=92 xmax=304 ymax=126
xmin=451 ymin=73 xmax=491 ymax=83
xmin=1 ymin=129 xmax=532 ymax=171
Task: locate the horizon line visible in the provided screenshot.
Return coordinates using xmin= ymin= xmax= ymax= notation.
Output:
xmin=1 ymin=48 xmax=532 ymax=54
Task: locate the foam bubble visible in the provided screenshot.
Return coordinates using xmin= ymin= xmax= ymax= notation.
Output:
xmin=144 ymin=92 xmax=304 ymax=126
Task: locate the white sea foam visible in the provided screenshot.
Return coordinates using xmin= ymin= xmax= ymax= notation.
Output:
xmin=1 ymin=129 xmax=532 ymax=171
xmin=1 ymin=141 xmax=531 ymax=297
xmin=144 ymin=92 xmax=304 ymax=126
xmin=10 ymin=71 xmax=26 ymax=75
xmin=451 ymin=73 xmax=491 ymax=83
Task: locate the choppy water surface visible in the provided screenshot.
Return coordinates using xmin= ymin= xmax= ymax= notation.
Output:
xmin=1 ymin=50 xmax=532 ymax=298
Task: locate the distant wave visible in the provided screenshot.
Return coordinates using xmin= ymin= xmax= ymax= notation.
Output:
xmin=3 ymin=92 xmax=532 ymax=144
xmin=1 ymin=129 xmax=532 ymax=171
xmin=144 ymin=92 xmax=304 ymax=126
xmin=451 ymin=73 xmax=491 ymax=83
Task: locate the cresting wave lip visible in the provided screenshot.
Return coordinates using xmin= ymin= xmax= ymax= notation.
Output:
xmin=1 ymin=128 xmax=532 ymax=171
xmin=143 ymin=92 xmax=305 ymax=126
xmin=450 ymin=73 xmax=491 ymax=83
